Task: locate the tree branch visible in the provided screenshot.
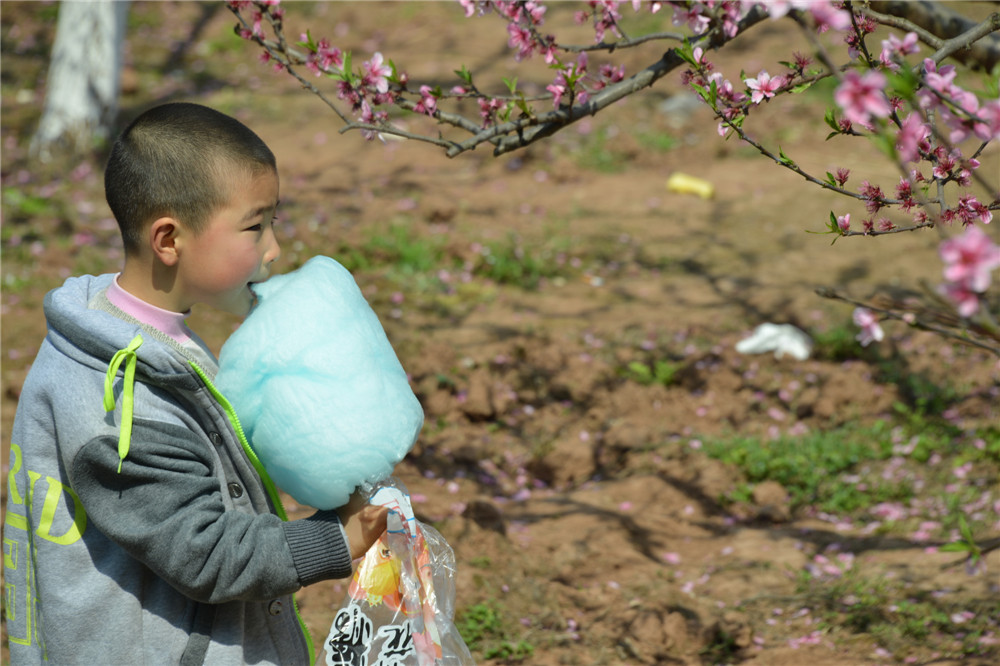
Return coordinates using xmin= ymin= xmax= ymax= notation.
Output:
xmin=868 ymin=1 xmax=1000 ymax=71
xmin=485 ymin=4 xmax=772 ymax=156
xmin=815 ymin=287 xmax=1000 ymax=355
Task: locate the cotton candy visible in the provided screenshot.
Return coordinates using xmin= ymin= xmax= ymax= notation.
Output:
xmin=215 ymin=256 xmax=424 ymax=510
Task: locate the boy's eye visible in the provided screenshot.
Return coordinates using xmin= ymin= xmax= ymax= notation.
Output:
xmin=246 ymin=224 xmax=263 ymax=232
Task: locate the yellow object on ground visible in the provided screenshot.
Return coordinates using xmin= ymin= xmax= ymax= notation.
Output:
xmin=666 ymin=172 xmax=715 ymax=199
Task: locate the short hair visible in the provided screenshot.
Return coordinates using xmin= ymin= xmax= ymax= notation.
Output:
xmin=105 ymin=102 xmax=276 ymax=255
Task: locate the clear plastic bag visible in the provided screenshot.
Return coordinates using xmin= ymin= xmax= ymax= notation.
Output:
xmin=322 ymin=479 xmax=475 ymax=666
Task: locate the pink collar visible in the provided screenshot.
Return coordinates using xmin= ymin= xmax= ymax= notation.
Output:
xmin=107 ymin=274 xmax=193 ymax=345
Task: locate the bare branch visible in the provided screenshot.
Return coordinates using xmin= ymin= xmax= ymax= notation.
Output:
xmin=558 ymin=30 xmax=689 ymax=53
xmin=815 ymin=287 xmax=1000 ymax=356
xmin=929 ymin=12 xmax=1000 ymax=67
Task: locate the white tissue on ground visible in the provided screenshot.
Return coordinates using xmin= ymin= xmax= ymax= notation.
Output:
xmin=734 ymin=323 xmax=813 ymax=361
xmin=215 ymin=256 xmax=424 ymax=510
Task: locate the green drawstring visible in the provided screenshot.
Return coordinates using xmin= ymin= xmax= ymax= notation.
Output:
xmin=104 ymin=334 xmax=143 ymax=473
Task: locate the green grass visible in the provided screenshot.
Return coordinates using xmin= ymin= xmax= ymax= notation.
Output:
xmin=702 ymin=418 xmax=1000 ymax=549
xmin=702 ymin=422 xmax=904 ymax=514
xmin=574 ymin=127 xmax=629 ymax=173
xmin=474 ymin=232 xmax=575 ymax=289
xmin=457 ymin=602 xmax=535 ymax=662
xmin=799 ymin=565 xmax=1000 ymax=660
xmin=810 ymin=322 xmax=870 ymax=362
xmin=622 ymin=358 xmax=682 ymax=387
xmin=333 ymin=222 xmax=580 ymax=292
xmin=635 ymin=130 xmax=680 ymax=152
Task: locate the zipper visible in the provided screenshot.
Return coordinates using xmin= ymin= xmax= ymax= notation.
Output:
xmin=189 ymin=361 xmax=316 ymax=662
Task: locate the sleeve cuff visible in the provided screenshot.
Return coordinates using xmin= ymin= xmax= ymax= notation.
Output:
xmin=282 ymin=510 xmax=353 ymax=585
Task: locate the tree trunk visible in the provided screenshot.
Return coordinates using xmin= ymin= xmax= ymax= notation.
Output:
xmin=30 ymin=0 xmax=130 ymax=161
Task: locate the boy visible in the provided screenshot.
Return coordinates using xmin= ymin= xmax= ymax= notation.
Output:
xmin=4 ymin=102 xmax=388 ymax=665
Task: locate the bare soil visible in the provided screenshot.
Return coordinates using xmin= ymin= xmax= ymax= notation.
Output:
xmin=2 ymin=3 xmax=999 ymax=665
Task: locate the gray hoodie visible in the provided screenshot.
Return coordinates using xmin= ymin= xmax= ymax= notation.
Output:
xmin=4 ymin=273 xmax=353 ymax=665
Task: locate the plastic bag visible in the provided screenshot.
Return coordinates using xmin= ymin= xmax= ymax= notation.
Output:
xmin=322 ymin=479 xmax=475 ymax=666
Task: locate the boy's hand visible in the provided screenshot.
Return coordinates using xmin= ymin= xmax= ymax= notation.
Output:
xmin=337 ymin=490 xmax=389 ymax=560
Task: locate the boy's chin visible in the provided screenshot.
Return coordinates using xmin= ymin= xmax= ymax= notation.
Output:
xmin=218 ymin=287 xmax=256 ymax=317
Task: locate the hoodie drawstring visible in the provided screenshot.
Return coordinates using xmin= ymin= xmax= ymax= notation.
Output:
xmin=104 ymin=334 xmax=143 ymax=473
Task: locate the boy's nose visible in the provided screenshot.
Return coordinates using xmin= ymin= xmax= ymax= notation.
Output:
xmin=263 ymin=226 xmax=281 ymax=266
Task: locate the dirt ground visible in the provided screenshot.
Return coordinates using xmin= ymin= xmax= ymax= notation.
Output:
xmin=2 ymin=2 xmax=999 ymax=665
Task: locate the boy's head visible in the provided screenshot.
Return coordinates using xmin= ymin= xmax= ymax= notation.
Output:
xmin=105 ymin=102 xmax=277 ymax=256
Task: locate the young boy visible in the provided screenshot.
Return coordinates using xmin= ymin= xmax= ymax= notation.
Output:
xmin=4 ymin=102 xmax=388 ymax=665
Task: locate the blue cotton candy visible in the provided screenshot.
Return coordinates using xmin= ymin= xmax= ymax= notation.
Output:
xmin=215 ymin=256 xmax=424 ymax=510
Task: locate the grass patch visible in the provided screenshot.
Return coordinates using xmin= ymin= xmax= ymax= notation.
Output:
xmin=472 ymin=232 xmax=576 ymax=290
xmin=810 ymin=322 xmax=870 ymax=362
xmin=457 ymin=602 xmax=535 ymax=662
xmin=800 ymin=565 xmax=1000 ymax=661
xmin=622 ymin=358 xmax=682 ymax=387
xmin=703 ymin=422 xmax=901 ymax=514
xmin=334 ymin=223 xmax=580 ymax=292
xmin=574 ymin=127 xmax=629 ymax=173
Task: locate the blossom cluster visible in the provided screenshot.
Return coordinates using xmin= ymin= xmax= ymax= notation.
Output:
xmin=675 ymin=0 xmax=998 ymax=330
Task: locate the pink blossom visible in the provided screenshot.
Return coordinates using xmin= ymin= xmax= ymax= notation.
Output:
xmin=363 ymin=52 xmax=392 ymax=94
xmin=250 ymin=10 xmax=265 ymax=38
xmin=978 ymin=99 xmax=1000 ymax=140
xmin=539 ymin=42 xmax=558 ymax=64
xmin=523 ymin=0 xmax=546 ymax=24
xmin=853 ymin=307 xmax=884 ymax=346
xmin=879 ymin=31 xmax=919 ymax=70
xmin=598 ymin=63 xmax=625 ymax=85
xmin=595 ymin=2 xmax=624 ymax=41
xmin=940 ymin=279 xmax=987 ymax=317
xmin=764 ymin=0 xmax=793 ymax=19
xmin=932 ymin=147 xmax=961 ymax=180
xmin=895 ymin=112 xmax=930 ymax=162
xmin=507 ymin=23 xmax=535 ymax=60
xmin=876 ymin=218 xmax=894 ymax=232
xmin=478 ymin=96 xmax=504 ymax=126
xmin=871 ymin=501 xmax=907 ymax=521
xmin=671 ymin=4 xmax=710 ymax=33
xmin=837 ymin=213 xmax=851 ymax=232
xmin=788 ymin=630 xmax=824 ymax=649
xmin=547 ymin=73 xmax=568 ymax=108
xmin=954 ymin=195 xmax=993 ymax=226
xmin=414 ymin=85 xmax=437 ymax=116
xmin=336 ymin=80 xmax=361 ymax=107
xmin=306 ymin=38 xmax=343 ymax=76
xmin=357 ymin=100 xmax=387 ymax=141
xmin=808 ymin=1 xmax=852 ymax=32
xmin=745 ymin=70 xmax=784 ymax=104
xmin=763 ymin=1 xmax=815 ymax=20
xmin=459 ymin=0 xmax=482 ymax=18
xmin=834 ymin=70 xmax=891 ymax=126
xmin=895 ymin=178 xmax=916 ymax=211
xmin=858 ymin=180 xmax=885 ymax=215
xmin=316 ymin=39 xmax=343 ymax=70
xmin=708 ymin=72 xmax=747 ymax=105
xmin=943 ymin=96 xmax=999 ymax=143
xmin=924 ymin=58 xmax=958 ymax=96
xmin=940 ymin=225 xmax=1000 ymax=293
xmin=719 ymin=1 xmax=745 ymax=38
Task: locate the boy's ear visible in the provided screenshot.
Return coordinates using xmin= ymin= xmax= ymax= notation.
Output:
xmin=149 ymin=217 xmax=181 ymax=267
